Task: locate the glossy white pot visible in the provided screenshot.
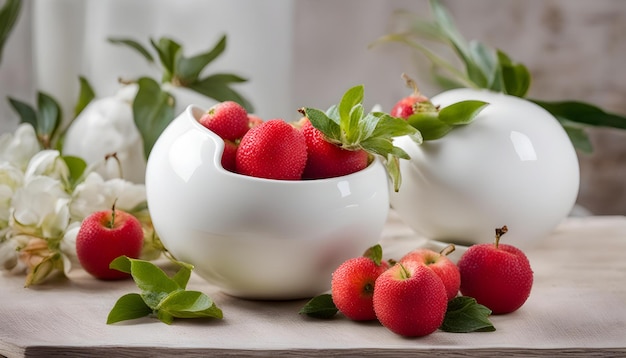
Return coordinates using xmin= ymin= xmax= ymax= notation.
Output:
xmin=145 ymin=105 xmax=390 ymax=300
xmin=390 ymin=89 xmax=580 ymax=248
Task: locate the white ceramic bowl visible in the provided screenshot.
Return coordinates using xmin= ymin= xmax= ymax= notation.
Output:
xmin=390 ymin=89 xmax=580 ymax=248
xmin=145 ymin=105 xmax=390 ymax=300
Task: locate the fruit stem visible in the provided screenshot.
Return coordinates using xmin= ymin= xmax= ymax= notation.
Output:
xmin=439 ymin=244 xmax=456 ymax=257
xmin=494 ymin=226 xmax=508 ymax=248
xmin=109 ymin=199 xmax=118 ymax=229
xmin=401 ymin=73 xmax=422 ymax=97
xmin=105 ymin=152 xmax=124 ymax=180
xmin=398 ymin=263 xmax=411 ymax=280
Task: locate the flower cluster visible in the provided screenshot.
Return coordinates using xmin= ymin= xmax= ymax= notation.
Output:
xmin=0 ymin=123 xmax=162 ymax=286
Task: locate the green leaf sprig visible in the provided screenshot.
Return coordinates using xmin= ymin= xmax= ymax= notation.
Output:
xmin=109 ymin=35 xmax=253 ymax=158
xmin=372 ymin=0 xmax=626 ymax=153
xmin=0 ymin=0 xmax=21 ymax=65
xmin=107 ymin=256 xmax=223 ymax=325
xmin=298 ymin=85 xmax=422 ymax=192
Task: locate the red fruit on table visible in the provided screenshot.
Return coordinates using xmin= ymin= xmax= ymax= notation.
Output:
xmin=400 ymin=246 xmax=461 ymax=301
xmin=331 ymin=256 xmax=390 ymax=321
xmin=199 ymin=101 xmax=249 ymax=141
xmin=300 ymin=118 xmax=369 ymax=179
xmin=76 ymin=207 xmax=144 ymax=280
xmin=235 ymin=119 xmax=308 ymax=180
xmin=373 ymin=263 xmax=448 ymax=337
xmin=457 ymin=226 xmax=534 ymax=314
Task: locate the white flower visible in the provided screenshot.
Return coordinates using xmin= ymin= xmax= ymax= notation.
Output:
xmin=0 ymin=162 xmax=24 ymax=231
xmin=11 ymin=175 xmax=71 ymax=240
xmin=69 ymin=172 xmax=146 ymax=221
xmin=0 ymin=123 xmax=41 ymax=171
xmin=24 ymin=149 xmax=70 ymax=184
xmin=62 ymin=84 xmax=147 ymax=184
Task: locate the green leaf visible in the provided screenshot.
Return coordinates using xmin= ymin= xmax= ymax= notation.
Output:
xmin=299 ymin=294 xmax=338 ymax=319
xmin=187 ymin=73 xmax=254 ymax=113
xmin=407 ymin=112 xmax=452 ymax=140
xmin=37 ymin=92 xmax=62 ymax=147
xmin=133 ymin=77 xmax=176 ymax=159
xmin=370 ymin=113 xmax=419 ymax=139
xmin=362 ymin=244 xmax=383 ymax=265
xmin=497 ymin=50 xmax=531 ymax=97
xmin=531 ymin=99 xmax=626 ymax=130
xmin=441 ymin=296 xmax=496 ymax=333
xmin=157 ymin=310 xmax=175 ymax=325
xmin=74 ymin=76 xmax=96 ymax=118
xmin=109 ymin=255 xmax=132 ymax=274
xmin=176 ymin=35 xmax=226 ymax=85
xmin=8 ymin=97 xmax=37 ymax=129
xmin=171 ymin=262 xmax=193 ymax=290
xmin=469 ymin=41 xmax=501 ymax=92
xmin=560 ymin=121 xmax=593 ymax=154
xmin=107 ymin=293 xmax=153 ymax=324
xmin=151 ymin=37 xmax=182 ymax=82
xmin=438 ymin=100 xmax=489 ymax=125
xmin=299 ymin=107 xmax=341 ymax=142
xmin=159 ymin=290 xmax=223 ymax=319
xmin=338 ymin=85 xmax=364 ymax=136
xmin=108 ymin=37 xmax=155 ymax=63
xmin=0 ymin=0 xmax=21 ymax=65
xmin=385 ymin=154 xmax=402 ymax=192
xmin=61 ymin=155 xmax=87 ymax=189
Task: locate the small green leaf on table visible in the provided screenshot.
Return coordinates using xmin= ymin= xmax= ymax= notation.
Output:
xmin=299 ymin=294 xmax=338 ymax=319
xmin=440 ymin=296 xmax=496 ymax=333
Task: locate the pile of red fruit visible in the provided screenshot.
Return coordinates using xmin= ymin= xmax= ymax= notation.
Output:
xmin=198 ymin=101 xmax=369 ymax=180
xmin=328 ymin=226 xmax=533 ymax=337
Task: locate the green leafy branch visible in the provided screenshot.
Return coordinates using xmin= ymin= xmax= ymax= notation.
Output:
xmin=107 ymin=256 xmax=223 ymax=325
xmin=0 ymin=0 xmax=21 ymax=65
xmin=371 ymin=0 xmax=626 ymax=153
xmin=109 ymin=35 xmax=253 ymax=158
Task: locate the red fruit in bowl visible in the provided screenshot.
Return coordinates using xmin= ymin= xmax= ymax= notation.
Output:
xmin=76 ymin=207 xmax=144 ymax=280
xmin=247 ymin=114 xmax=264 ymax=129
xmin=400 ymin=246 xmax=460 ymax=301
xmin=457 ymin=226 xmax=534 ymax=314
xmin=390 ymin=73 xmax=431 ymax=119
xmin=199 ymin=101 xmax=249 ymax=141
xmin=373 ymin=263 xmax=448 ymax=337
xmin=220 ymin=139 xmax=238 ymax=173
xmin=236 ymin=119 xmax=308 ymax=180
xmin=300 ymin=118 xmax=369 ymax=179
xmin=331 ymin=246 xmax=390 ymax=321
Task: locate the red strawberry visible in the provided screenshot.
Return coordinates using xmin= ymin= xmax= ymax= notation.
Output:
xmin=247 ymin=114 xmax=264 ymax=129
xmin=220 ymin=139 xmax=238 ymax=173
xmin=391 ymin=73 xmax=430 ymax=119
xmin=199 ymin=101 xmax=249 ymax=141
xmin=300 ymin=118 xmax=369 ymax=179
xmin=236 ymin=119 xmax=308 ymax=180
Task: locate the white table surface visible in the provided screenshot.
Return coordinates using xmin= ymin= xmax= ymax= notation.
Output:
xmin=1 ymin=212 xmax=626 ymax=357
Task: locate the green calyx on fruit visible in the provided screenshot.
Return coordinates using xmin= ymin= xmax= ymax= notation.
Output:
xmin=494 ymin=225 xmax=509 ymax=249
xmin=398 ymin=74 xmax=489 ymax=141
xmin=298 ymin=85 xmax=422 ymax=191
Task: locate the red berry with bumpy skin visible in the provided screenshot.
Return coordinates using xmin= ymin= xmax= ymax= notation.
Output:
xmin=221 ymin=139 xmax=238 ymax=173
xmin=76 ymin=209 xmax=144 ymax=280
xmin=331 ymin=256 xmax=390 ymax=321
xmin=400 ymin=246 xmax=460 ymax=301
xmin=236 ymin=119 xmax=308 ymax=180
xmin=247 ymin=114 xmax=264 ymax=129
xmin=199 ymin=101 xmax=249 ymax=141
xmin=301 ymin=118 xmax=369 ymax=179
xmin=373 ymin=263 xmax=448 ymax=337
xmin=391 ymin=73 xmax=430 ymax=119
xmin=457 ymin=226 xmax=533 ymax=314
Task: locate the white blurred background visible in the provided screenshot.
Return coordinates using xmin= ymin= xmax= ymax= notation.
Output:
xmin=1 ymin=0 xmax=625 ymax=214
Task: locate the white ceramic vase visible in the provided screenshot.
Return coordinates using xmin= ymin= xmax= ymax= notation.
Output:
xmin=390 ymin=88 xmax=580 ymax=248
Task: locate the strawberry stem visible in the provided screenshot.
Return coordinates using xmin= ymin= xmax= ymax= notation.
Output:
xmin=401 ymin=72 xmax=422 ymax=97
xmin=105 ymin=152 xmax=124 ymax=180
xmin=109 ymin=199 xmax=118 ymax=229
xmin=494 ymin=226 xmax=508 ymax=248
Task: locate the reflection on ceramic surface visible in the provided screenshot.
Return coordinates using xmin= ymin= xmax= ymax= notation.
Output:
xmin=390 ymin=89 xmax=580 ymax=248
xmin=145 ymin=105 xmax=390 ymax=300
